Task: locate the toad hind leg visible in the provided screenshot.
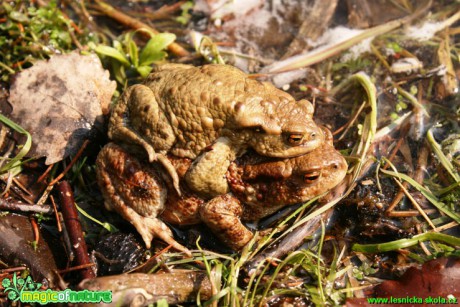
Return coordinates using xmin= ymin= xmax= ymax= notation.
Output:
xmin=199 ymin=194 xmax=253 ymax=250
xmin=108 ymin=84 xmax=181 ymax=194
xmin=126 ymin=206 xmax=191 ymax=257
xmin=96 ymin=143 xmax=189 ymax=255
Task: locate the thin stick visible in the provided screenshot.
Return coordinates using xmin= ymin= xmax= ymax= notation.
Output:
xmin=434 ymin=221 xmax=459 ymax=232
xmin=58 ymin=263 xmax=96 ymax=274
xmin=387 ymin=209 xmax=436 ymax=217
xmin=393 ymin=179 xmax=436 ymax=229
xmin=12 ymin=178 xmax=32 ymax=196
xmin=48 ymin=140 xmax=89 ymax=187
xmin=30 ymin=217 xmax=40 ymax=243
xmin=36 ymin=164 xmax=54 ymax=183
xmin=0 ymin=198 xmax=53 ymax=214
xmin=335 ymin=101 xmax=366 ymax=139
xmin=383 ymin=137 xmax=404 ymax=170
xmin=94 ymin=0 xmax=189 ymax=57
xmin=58 ymin=181 xmax=95 ymax=280
xmin=50 ymin=195 xmax=62 ymax=232
xmin=0 ymin=266 xmax=27 ymax=274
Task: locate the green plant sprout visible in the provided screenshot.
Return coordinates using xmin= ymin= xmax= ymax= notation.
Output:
xmin=95 ymin=31 xmax=176 ymax=86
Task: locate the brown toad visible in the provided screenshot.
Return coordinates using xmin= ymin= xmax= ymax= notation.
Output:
xmin=96 ymin=130 xmax=347 ymax=253
xmin=109 ymin=64 xmax=325 ymax=198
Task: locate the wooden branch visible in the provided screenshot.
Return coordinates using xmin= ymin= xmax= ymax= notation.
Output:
xmin=58 ymin=181 xmax=96 ymax=280
xmin=94 ymin=0 xmax=190 ymax=57
xmin=80 ymin=271 xmax=213 ymax=305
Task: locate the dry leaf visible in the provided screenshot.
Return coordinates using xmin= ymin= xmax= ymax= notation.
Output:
xmin=8 ymin=51 xmax=116 ymax=164
xmin=346 ymin=257 xmax=460 ymax=306
xmin=0 ymin=214 xmax=61 ymax=288
xmin=374 ymin=257 xmax=460 ymax=299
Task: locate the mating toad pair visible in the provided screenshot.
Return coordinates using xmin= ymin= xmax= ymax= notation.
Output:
xmin=96 ymin=64 xmax=347 ymax=254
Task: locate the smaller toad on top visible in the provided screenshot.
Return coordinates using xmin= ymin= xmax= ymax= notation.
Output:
xmin=108 ymin=64 xmax=325 ymax=198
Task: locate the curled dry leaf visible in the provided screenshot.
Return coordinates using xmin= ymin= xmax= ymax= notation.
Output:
xmin=374 ymin=257 xmax=460 ymax=299
xmin=346 ymin=257 xmax=460 ymax=306
xmin=0 ymin=214 xmax=61 ymax=288
xmin=8 ymin=51 xmax=116 ymax=165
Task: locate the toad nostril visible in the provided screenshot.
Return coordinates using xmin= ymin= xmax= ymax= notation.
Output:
xmin=311 ymin=132 xmax=316 ymax=138
xmin=332 ymin=163 xmax=339 ymax=169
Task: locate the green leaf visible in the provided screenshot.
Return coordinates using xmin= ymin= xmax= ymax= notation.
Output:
xmin=9 ymin=11 xmax=29 ymax=23
xmin=156 ymin=299 xmax=169 ymax=307
xmin=147 ymin=50 xmax=167 ymax=65
xmin=176 ymin=1 xmax=193 ymax=25
xmin=139 ymin=33 xmax=176 ymax=66
xmin=95 ymin=45 xmax=130 ymax=67
xmin=128 ymin=40 xmax=139 ymax=68
xmin=136 ymin=65 xmax=153 ymax=78
xmin=111 ymin=61 xmax=127 ymax=86
xmin=427 ymin=128 xmax=460 ymax=183
xmin=0 ymin=114 xmax=32 ymax=174
xmin=113 ymin=40 xmax=124 ymax=53
xmin=76 ymin=203 xmax=119 ymax=233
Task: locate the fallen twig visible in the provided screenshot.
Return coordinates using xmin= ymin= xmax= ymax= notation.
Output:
xmin=48 ymin=139 xmax=89 ymax=187
xmin=58 ymin=181 xmax=95 ymax=280
xmin=0 ymin=198 xmax=53 ymax=214
xmin=80 ymin=270 xmax=213 ymax=305
xmin=94 ymin=0 xmax=190 ymax=57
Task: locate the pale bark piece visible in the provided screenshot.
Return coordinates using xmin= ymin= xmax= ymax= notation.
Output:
xmin=79 ymin=271 xmax=213 ymax=306
xmin=8 ymin=51 xmax=116 ymax=164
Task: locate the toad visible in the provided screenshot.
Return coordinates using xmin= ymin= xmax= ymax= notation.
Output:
xmin=96 ymin=130 xmax=347 ymax=253
xmin=109 ymin=64 xmax=325 ymax=198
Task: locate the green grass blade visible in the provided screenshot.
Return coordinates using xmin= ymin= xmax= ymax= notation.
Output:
xmin=76 ymin=203 xmax=119 ymax=232
xmin=352 ymin=232 xmax=460 ymax=253
xmin=427 ymin=127 xmax=460 ymax=183
xmin=380 ymin=168 xmax=460 ymax=223
xmin=0 ymin=114 xmax=32 ymax=174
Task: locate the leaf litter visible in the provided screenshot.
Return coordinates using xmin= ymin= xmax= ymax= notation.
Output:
xmin=8 ymin=51 xmax=116 ymax=165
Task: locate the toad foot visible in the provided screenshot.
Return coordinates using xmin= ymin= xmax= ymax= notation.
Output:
xmin=199 ymin=194 xmax=253 ymax=250
xmin=129 ymin=209 xmax=191 ymax=257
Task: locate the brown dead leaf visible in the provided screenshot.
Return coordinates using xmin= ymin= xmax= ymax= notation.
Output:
xmin=374 ymin=257 xmax=460 ymax=299
xmin=346 ymin=257 xmax=460 ymax=306
xmin=0 ymin=214 xmax=62 ymax=288
xmin=8 ymin=51 xmax=116 ymax=165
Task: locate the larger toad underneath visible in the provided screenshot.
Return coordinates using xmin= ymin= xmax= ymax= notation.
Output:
xmin=109 ymin=64 xmax=325 ymax=198
xmin=96 ymin=131 xmax=347 ymax=253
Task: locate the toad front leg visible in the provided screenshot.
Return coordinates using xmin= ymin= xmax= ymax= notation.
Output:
xmin=108 ymin=84 xmax=181 ymax=194
xmin=96 ymin=143 xmax=190 ymax=256
xmin=185 ymin=137 xmax=239 ymax=199
xmin=199 ymin=194 xmax=253 ymax=250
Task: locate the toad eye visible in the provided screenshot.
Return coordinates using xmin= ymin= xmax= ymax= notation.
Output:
xmin=251 ymin=125 xmax=263 ymax=133
xmin=287 ymin=133 xmax=304 ymax=145
xmin=304 ymin=171 xmax=321 ymax=184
